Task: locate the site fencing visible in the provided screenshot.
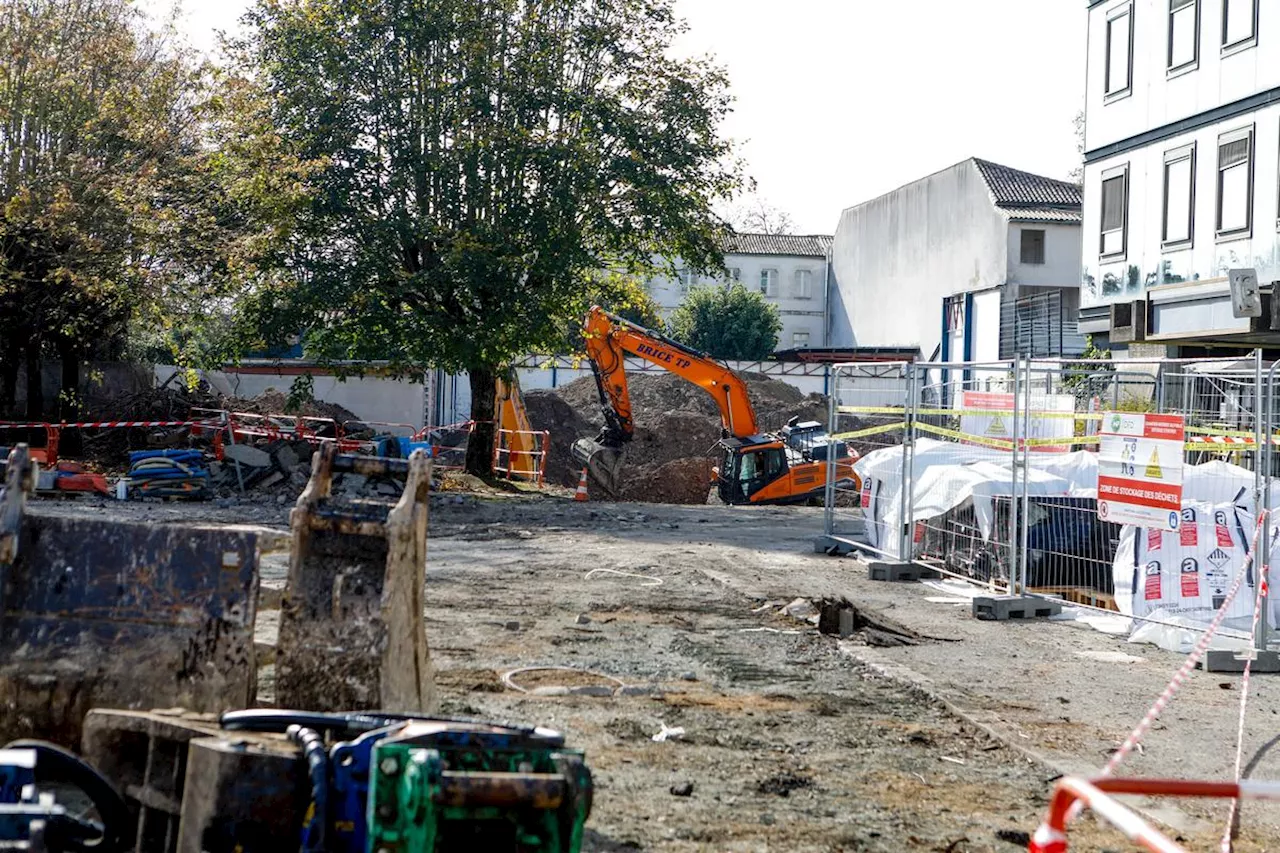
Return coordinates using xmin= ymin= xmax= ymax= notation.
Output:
xmin=825 ymin=353 xmax=1277 ymax=643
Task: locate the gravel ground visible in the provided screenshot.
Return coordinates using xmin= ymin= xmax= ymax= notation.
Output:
xmin=25 ymin=490 xmax=1280 ymax=850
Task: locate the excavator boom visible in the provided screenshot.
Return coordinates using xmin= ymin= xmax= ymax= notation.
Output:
xmin=571 ymin=307 xmax=759 ymax=495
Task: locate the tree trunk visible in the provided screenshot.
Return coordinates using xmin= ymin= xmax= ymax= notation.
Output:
xmin=57 ymin=344 xmax=81 ymax=457
xmin=24 ymin=338 xmax=42 ymax=421
xmin=464 ymin=366 xmax=497 ymax=477
xmin=0 ymin=339 xmax=18 ymax=418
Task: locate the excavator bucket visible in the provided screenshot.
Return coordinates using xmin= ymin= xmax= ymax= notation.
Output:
xmin=570 ymin=438 xmax=624 ymax=497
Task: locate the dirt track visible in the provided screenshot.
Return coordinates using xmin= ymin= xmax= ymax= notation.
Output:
xmin=32 ymin=490 xmax=1280 ymax=851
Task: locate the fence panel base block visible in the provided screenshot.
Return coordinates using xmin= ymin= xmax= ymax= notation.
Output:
xmin=973 ymin=595 xmax=1063 ymax=621
xmin=868 ymin=562 xmax=940 ymax=582
xmin=1203 ymin=648 xmax=1280 ymax=673
xmin=813 ymin=535 xmax=860 ymax=556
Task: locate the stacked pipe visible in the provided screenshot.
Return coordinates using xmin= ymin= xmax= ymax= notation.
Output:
xmin=126 ymin=450 xmax=211 ymax=500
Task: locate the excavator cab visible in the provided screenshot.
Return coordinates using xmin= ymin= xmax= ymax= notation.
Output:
xmin=716 ymin=439 xmax=789 ymax=505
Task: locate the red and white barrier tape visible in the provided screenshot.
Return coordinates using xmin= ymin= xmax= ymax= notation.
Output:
xmin=1068 ymin=512 xmax=1268 ymax=822
xmin=1222 ymin=542 xmax=1271 ymax=853
xmin=0 ymin=420 xmax=192 ymax=429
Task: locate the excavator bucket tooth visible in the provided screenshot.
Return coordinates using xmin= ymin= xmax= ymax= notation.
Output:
xmin=570 ymin=438 xmax=623 ymax=497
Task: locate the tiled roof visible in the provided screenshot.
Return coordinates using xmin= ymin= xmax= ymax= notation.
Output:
xmin=1002 ymin=207 xmax=1084 ymax=224
xmin=972 ymin=158 xmax=1083 ymax=214
xmin=724 ymin=232 xmax=833 ymax=257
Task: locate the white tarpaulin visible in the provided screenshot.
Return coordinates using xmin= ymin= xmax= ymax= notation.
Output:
xmin=854 ymin=439 xmax=1095 ymax=558
xmin=854 ymin=442 xmax=1271 ymax=562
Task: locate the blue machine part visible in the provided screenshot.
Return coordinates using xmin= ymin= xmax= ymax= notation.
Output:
xmin=329 ymin=725 xmax=399 ymax=853
xmin=0 ymin=749 xmax=35 ymax=804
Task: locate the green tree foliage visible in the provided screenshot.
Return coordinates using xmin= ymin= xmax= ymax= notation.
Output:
xmin=668 ymin=284 xmax=781 ymax=361
xmin=235 ymin=0 xmax=741 ymax=474
xmin=0 ymin=0 xmax=307 ymax=419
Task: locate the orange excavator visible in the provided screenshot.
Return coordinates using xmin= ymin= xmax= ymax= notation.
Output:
xmin=571 ymin=306 xmax=859 ymax=505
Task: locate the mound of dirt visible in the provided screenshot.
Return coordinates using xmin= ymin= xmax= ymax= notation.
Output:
xmin=525 ymin=372 xmax=831 ymax=505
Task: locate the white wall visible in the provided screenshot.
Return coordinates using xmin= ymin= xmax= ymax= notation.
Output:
xmin=511 ymin=355 xmax=836 ymax=397
xmin=1081 ymin=101 xmax=1280 ymax=309
xmin=1007 ymin=223 xmax=1084 ymax=290
xmin=159 ymin=365 xmax=429 ymax=428
xmin=829 ymin=160 xmax=1011 ymax=358
xmin=648 ymin=251 xmax=829 ymax=349
xmin=971 ymin=289 xmax=1003 ymax=362
xmin=1086 ymin=0 xmax=1280 ymax=151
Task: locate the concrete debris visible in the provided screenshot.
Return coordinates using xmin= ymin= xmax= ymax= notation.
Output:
xmin=223 ymin=444 xmax=272 ymax=468
xmin=783 ymin=598 xmax=819 ymax=623
xmin=670 ymin=781 xmax=694 ymax=797
xmin=652 ymin=723 xmax=686 ymax=743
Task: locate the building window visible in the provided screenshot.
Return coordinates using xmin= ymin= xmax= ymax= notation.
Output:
xmin=794 ymin=269 xmax=813 ymax=299
xmin=1100 ymin=164 xmax=1129 ymax=259
xmin=1020 ymin=229 xmax=1046 ymax=265
xmin=759 ymin=268 xmax=778 ymax=297
xmin=1222 ymin=0 xmax=1258 ymax=51
xmin=792 ymin=331 xmax=811 ymax=348
xmin=728 ymin=267 xmax=741 ymax=282
xmin=1105 ymin=3 xmax=1134 ymax=100
xmin=1162 ymin=144 xmax=1196 ymax=246
xmin=1168 ymin=0 xmax=1199 ymax=72
xmin=677 ymin=269 xmax=696 ymax=292
xmin=1216 ymin=126 xmax=1253 ymax=239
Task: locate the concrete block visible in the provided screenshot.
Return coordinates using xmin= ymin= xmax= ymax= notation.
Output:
xmin=867 ymin=562 xmax=940 ymax=582
xmin=1204 ymin=648 xmax=1280 ymax=673
xmin=814 ymin=535 xmax=858 ymax=556
xmin=224 ymin=444 xmax=271 ymax=468
xmin=972 ymin=595 xmax=1063 ymax=621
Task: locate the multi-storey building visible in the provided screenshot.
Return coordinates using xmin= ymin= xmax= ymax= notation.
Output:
xmin=829 ymin=158 xmax=1086 ymax=362
xmin=1080 ymin=0 xmax=1280 ymax=350
xmin=647 ymin=233 xmax=833 ymax=352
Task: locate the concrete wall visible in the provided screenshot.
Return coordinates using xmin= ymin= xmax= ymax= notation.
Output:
xmin=829 ymin=160 xmax=1011 ymax=358
xmin=1082 ymin=100 xmax=1280 ymax=310
xmin=647 ymin=250 xmax=830 ymax=349
xmin=158 ymin=365 xmax=430 ymax=429
xmin=1086 ymin=0 xmax=1280 ymax=152
xmin=511 ymin=356 xmax=835 ymax=397
xmin=1007 ymin=223 xmax=1084 ymax=291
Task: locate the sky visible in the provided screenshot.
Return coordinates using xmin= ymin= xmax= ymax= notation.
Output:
xmin=155 ymin=0 xmax=1087 ymax=235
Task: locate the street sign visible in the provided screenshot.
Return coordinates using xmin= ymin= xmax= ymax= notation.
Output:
xmin=1097 ymin=412 xmax=1185 ymax=530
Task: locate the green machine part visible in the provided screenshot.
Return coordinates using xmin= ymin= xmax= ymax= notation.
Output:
xmin=366 ymin=740 xmax=592 ymax=852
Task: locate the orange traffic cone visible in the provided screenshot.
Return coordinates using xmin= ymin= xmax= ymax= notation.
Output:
xmin=574 ymin=467 xmax=590 ymax=502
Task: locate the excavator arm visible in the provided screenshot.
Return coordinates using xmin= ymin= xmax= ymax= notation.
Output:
xmin=571 ymin=306 xmax=759 ymax=494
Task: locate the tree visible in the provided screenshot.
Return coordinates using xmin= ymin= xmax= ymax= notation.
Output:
xmin=0 ymin=0 xmax=298 ymax=420
xmin=726 ymin=195 xmax=795 ymax=235
xmin=1068 ymin=110 xmax=1085 ymax=184
xmin=668 ymin=284 xmax=781 ymax=361
xmin=235 ymin=0 xmax=742 ymax=475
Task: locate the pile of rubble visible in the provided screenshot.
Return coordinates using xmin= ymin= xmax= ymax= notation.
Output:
xmin=524 ymin=372 xmax=829 ymax=504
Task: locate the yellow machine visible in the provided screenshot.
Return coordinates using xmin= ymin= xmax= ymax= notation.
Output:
xmin=494 ymin=369 xmax=540 ymax=481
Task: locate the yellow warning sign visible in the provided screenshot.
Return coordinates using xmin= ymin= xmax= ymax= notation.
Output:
xmin=1145 ymin=448 xmax=1163 ymax=479
xmin=986 ymin=415 xmax=1008 ymax=437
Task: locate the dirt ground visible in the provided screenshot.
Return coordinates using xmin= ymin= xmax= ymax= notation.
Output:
xmin=29 ymin=490 xmax=1280 ymax=851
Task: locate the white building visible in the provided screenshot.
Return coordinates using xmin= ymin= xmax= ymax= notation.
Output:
xmin=647 ymin=233 xmax=833 ymax=353
xmin=829 ymin=158 xmax=1086 ymax=362
xmin=1081 ymin=0 xmax=1280 ymax=350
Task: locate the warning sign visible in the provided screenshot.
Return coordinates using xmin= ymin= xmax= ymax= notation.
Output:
xmin=1145 ymin=448 xmax=1163 ymax=479
xmin=1097 ymin=412 xmax=1185 ymax=530
xmin=958 ymin=391 xmax=1075 ymax=452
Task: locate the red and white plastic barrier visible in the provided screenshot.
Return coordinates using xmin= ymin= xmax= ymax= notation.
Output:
xmin=1030 ymin=776 xmax=1280 ymax=852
